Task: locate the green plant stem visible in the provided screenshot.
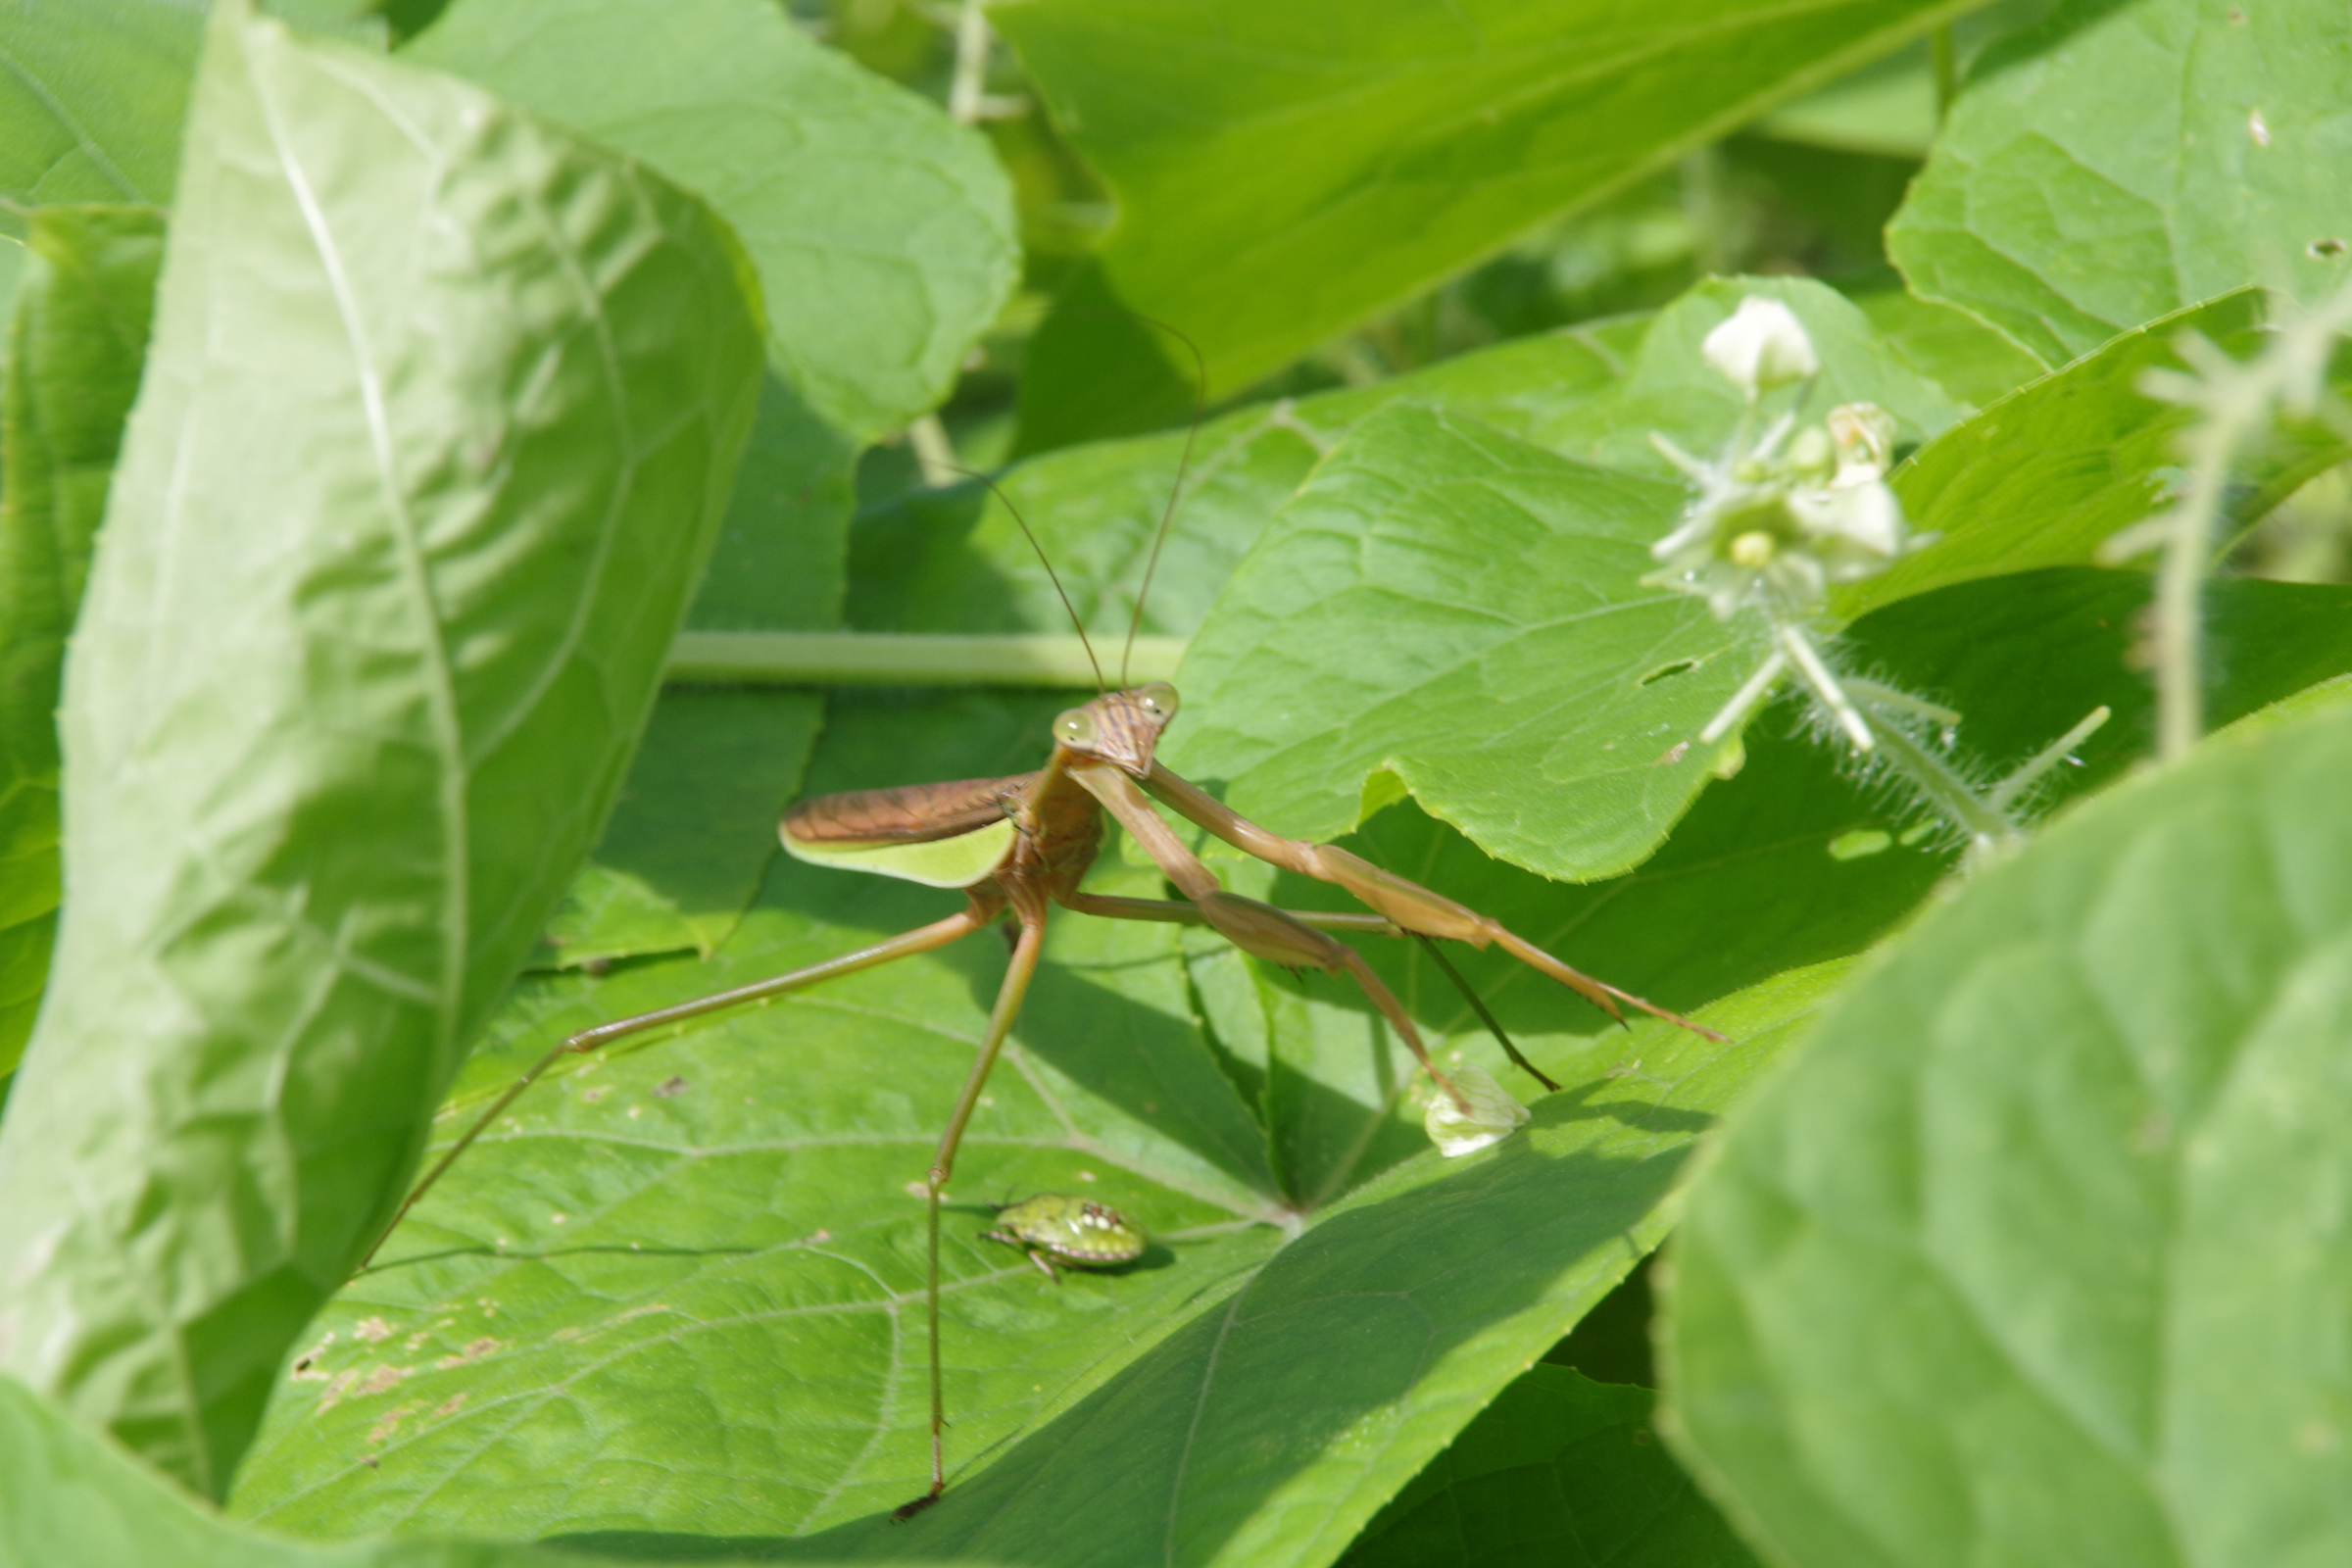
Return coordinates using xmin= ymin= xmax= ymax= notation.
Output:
xmin=1679 ymin=145 xmax=1731 ymax=276
xmin=2152 ymin=412 xmax=2246 ymax=760
xmin=1987 ymin=705 xmax=2111 ymax=814
xmin=948 ymin=0 xmax=990 ymax=124
xmin=1930 ymin=24 xmax=1958 ymax=122
xmin=1865 ymin=712 xmax=2014 ymax=849
xmin=665 ymin=631 xmax=1186 ymax=688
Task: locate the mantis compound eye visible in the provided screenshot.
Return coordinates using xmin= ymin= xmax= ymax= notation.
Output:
xmin=1134 ymin=682 xmax=1179 ymax=720
xmin=1054 ymin=708 xmax=1099 ymax=749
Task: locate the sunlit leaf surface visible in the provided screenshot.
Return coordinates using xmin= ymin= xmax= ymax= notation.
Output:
xmin=1667 ymin=692 xmax=2352 ymax=1568
xmin=1888 ymin=0 xmax=2352 ymax=366
xmin=410 ymin=0 xmax=1017 ymax=441
xmin=0 ymin=0 xmax=761 ymax=1494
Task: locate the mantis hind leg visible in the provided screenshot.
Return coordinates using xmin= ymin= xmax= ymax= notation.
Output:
xmin=363 ymin=900 xmax=1000 ymax=1270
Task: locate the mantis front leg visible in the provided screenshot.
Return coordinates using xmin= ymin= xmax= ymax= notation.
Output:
xmin=1060 ymin=892 xmax=1560 ymax=1093
xmin=1143 ymin=764 xmax=1722 ymax=1042
xmin=1070 ymin=766 xmax=1472 ymax=1113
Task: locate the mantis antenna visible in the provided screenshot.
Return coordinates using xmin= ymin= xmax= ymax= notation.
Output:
xmin=1111 ymin=315 xmax=1207 ymax=688
xmin=944 ymin=463 xmax=1105 ymax=696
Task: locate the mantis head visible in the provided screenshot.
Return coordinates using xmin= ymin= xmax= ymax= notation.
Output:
xmin=1054 ymin=682 xmax=1178 ymax=776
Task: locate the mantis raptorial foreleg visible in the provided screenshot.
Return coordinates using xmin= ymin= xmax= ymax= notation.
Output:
xmin=1140 ymin=763 xmax=1720 ymax=1039
xmin=363 ymin=901 xmax=1001 ymax=1268
xmin=1069 ymin=766 xmax=1473 ymax=1112
xmin=1064 ymin=891 xmax=1564 ymax=1094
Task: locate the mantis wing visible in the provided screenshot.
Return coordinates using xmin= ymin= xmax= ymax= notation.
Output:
xmin=781 ymin=816 xmax=1017 ymax=889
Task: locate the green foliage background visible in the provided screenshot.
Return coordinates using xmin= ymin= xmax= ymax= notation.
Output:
xmin=1 ymin=0 xmax=2348 ymax=1564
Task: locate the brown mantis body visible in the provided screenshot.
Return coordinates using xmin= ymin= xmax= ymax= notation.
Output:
xmin=377 ymin=676 xmax=1718 ymax=1519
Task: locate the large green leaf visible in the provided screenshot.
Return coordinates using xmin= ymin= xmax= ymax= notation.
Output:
xmin=1888 ymin=0 xmax=2352 ymax=366
xmin=230 ymin=755 xmax=1831 ymax=1563
xmin=0 ymin=204 xmax=162 ymax=1078
xmin=0 ymin=0 xmax=760 ymax=1497
xmin=0 ymin=0 xmax=203 ymax=233
xmin=1854 ymin=286 xmax=2051 ymax=412
xmin=1192 ymin=564 xmax=2352 ymax=1204
xmin=408 ymin=0 xmax=1018 ymax=441
xmin=849 ymin=315 xmax=1651 ymax=645
xmin=1664 ymin=691 xmax=2352 ymax=1567
xmin=1169 ymin=401 xmax=1746 ymax=885
xmin=0 ymin=1375 xmax=639 ymax=1568
xmin=995 ymin=0 xmax=1975 ymax=448
xmin=1847 ymin=290 xmax=2351 ymax=618
xmin=1157 ymin=276 xmax=1989 ymax=886
xmin=1334 ymin=1365 xmax=1758 ymax=1568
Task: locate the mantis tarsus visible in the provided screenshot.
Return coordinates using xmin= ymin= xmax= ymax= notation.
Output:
xmin=368 ymin=359 xmax=1724 ymax=1522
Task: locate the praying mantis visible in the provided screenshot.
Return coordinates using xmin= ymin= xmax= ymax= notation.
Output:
xmin=367 ymin=393 xmax=1724 ymax=1522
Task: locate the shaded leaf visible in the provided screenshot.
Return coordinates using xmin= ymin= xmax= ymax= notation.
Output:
xmin=1887 ymin=0 xmax=2352 ymax=366
xmin=1664 ymin=686 xmax=2352 ymax=1568
xmin=534 ymin=690 xmax=822 ymax=969
xmin=1334 ymin=1365 xmax=1758 ymax=1568
xmin=409 ymin=0 xmax=1018 ymax=441
xmin=0 ymin=204 xmax=162 ymax=1077
xmin=849 ymin=316 xmax=1648 ymax=645
xmin=0 ymin=0 xmax=202 ymax=232
xmin=996 ymin=0 xmax=1971 ymax=447
xmin=0 ymin=0 xmax=760 ymax=1496
xmin=689 ymin=374 xmax=856 ymax=636
xmin=547 ymin=372 xmax=854 ymax=971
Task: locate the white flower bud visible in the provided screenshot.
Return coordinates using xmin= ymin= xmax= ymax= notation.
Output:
xmin=1788 ymin=477 xmax=1906 ymax=568
xmin=1425 ymin=1062 xmax=1531 ymax=1157
xmin=1828 ymin=402 xmax=1897 ymax=479
xmin=1703 ymin=297 xmax=1819 ymax=398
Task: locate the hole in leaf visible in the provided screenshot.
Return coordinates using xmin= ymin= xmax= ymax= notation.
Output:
xmin=1639 ymin=659 xmax=1697 ymax=687
xmin=2312 ymin=238 xmax=2346 ymax=259
xmin=1828 ymin=828 xmax=1892 ymax=860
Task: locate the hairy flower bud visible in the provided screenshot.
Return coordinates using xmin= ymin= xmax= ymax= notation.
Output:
xmin=1704 ymin=297 xmax=1819 ymax=398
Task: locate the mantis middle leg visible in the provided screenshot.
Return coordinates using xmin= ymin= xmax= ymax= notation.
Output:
xmin=895 ymin=902 xmax=1048 ymax=1520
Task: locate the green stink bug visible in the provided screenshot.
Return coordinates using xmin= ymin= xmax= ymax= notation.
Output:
xmin=981 ymin=1195 xmax=1146 ymax=1282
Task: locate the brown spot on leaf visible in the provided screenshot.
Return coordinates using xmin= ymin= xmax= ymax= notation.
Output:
xmin=434 ymin=1337 xmax=502 ymax=1371
xmin=354 ymin=1316 xmax=394 ymax=1344
xmin=655 ymin=1075 xmax=688 ymax=1099
xmin=318 ymin=1369 xmax=361 ymax=1412
xmin=358 ymin=1365 xmax=410 ymax=1396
